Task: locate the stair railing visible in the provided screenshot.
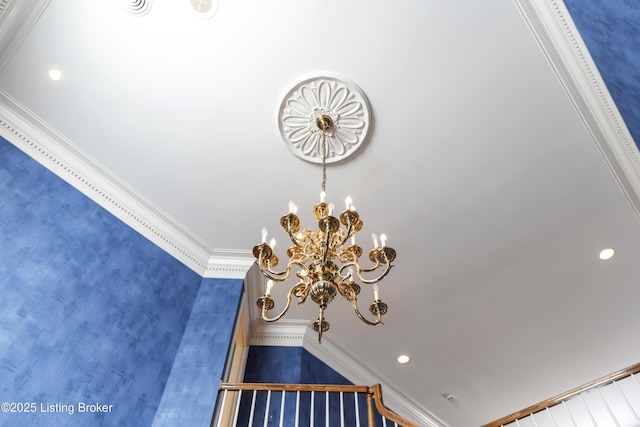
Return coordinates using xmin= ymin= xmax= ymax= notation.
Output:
xmin=482 ymin=361 xmax=640 ymax=427
xmin=214 ymin=382 xmax=419 ymax=427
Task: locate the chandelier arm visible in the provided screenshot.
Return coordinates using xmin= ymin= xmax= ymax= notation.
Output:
xmin=338 ymin=262 xmax=358 ymax=280
xmin=260 ymin=282 xmax=309 ymax=322
xmin=350 ymin=299 xmax=383 ymax=326
xmin=259 ymin=257 xmax=314 ymax=283
xmin=256 ymin=263 xmax=292 ymax=282
xmin=356 ymin=261 xmax=394 ymax=285
xmin=286 ymin=229 xmax=304 ymax=246
xmin=338 ymin=222 xmax=352 ymax=246
xmin=337 ymin=248 xmax=360 ymax=264
xmin=291 ymin=255 xmax=312 ymax=270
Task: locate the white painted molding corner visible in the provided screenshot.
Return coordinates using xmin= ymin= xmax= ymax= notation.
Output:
xmin=0 ymin=90 xmax=253 ymax=277
xmin=515 ymin=0 xmax=640 ymax=218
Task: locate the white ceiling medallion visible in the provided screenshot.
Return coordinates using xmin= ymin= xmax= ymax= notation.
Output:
xmin=278 ymin=75 xmax=371 ymax=164
xmin=120 ymin=0 xmax=152 ymax=16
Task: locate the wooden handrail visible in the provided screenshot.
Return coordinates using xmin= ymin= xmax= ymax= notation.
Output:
xmin=369 ymin=383 xmax=420 ymax=427
xmin=220 ymin=382 xmax=371 ymax=393
xmin=218 ymin=382 xmax=419 ymax=427
xmin=482 ymin=361 xmax=640 ymax=427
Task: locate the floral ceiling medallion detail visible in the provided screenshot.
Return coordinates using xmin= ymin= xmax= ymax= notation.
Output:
xmin=278 ymin=75 xmax=371 ymax=164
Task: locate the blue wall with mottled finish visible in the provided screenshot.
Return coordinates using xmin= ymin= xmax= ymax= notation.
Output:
xmin=152 ymin=278 xmax=243 ymax=426
xmin=0 ymin=137 xmax=240 ymax=426
xmin=242 ymin=345 xmax=351 ymax=384
xmin=564 ymin=0 xmax=640 ymax=147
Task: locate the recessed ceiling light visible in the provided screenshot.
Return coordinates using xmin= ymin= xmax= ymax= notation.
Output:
xmin=599 ymin=248 xmax=615 ymax=261
xmin=397 ymin=354 xmax=410 ymax=364
xmin=48 ymin=69 xmax=62 ymax=81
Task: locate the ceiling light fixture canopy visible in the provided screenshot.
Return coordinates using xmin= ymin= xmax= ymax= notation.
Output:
xmin=253 ymin=114 xmax=396 ymax=343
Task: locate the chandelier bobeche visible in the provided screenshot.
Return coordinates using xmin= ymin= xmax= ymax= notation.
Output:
xmin=253 ymin=114 xmax=396 ymax=343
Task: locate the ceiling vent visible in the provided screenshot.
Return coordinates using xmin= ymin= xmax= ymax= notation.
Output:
xmin=121 ymin=0 xmax=152 ymax=16
xmin=191 ymin=0 xmax=218 ymax=19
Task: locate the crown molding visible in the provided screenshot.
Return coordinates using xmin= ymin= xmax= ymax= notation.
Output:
xmin=515 ymin=0 xmax=640 ymax=218
xmin=0 ymin=89 xmax=253 ymax=278
xmin=249 ymin=321 xmax=308 ymax=347
xmin=0 ymin=0 xmax=50 ymax=73
xmin=204 ymin=249 xmax=254 ymax=279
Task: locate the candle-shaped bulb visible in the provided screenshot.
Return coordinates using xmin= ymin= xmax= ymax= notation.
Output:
xmin=329 ymin=203 xmax=334 ymax=216
xmin=345 ymin=195 xmax=352 ymax=211
xmin=288 ymin=200 xmax=297 ymax=214
xmin=265 ymin=280 xmax=274 ymax=296
xmin=350 ymin=235 xmax=356 ymax=246
xmin=261 ymin=227 xmax=268 ymax=243
xmin=373 ymin=283 xmax=380 ymax=301
xmin=372 ymin=233 xmax=379 ymax=248
xmin=320 ymin=190 xmax=327 ymax=203
xmin=269 ymin=238 xmax=276 ymax=249
xmin=380 ymin=233 xmax=387 ymax=247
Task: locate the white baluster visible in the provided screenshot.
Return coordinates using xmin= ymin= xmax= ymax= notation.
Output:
xmin=248 ymin=390 xmax=257 ymax=426
xmin=340 ymin=392 xmax=345 ymax=427
xmin=295 ymin=391 xmax=300 ymax=427
xmin=233 ymin=390 xmax=242 ymax=426
xmin=310 ymin=391 xmax=314 ymax=427
xmin=215 ymin=390 xmax=227 ymax=427
xmin=325 ymin=391 xmax=329 ymax=427
xmin=263 ymin=390 xmax=272 ymax=427
xmin=354 ymin=392 xmax=360 ymax=427
xmin=279 ymin=391 xmax=286 ymax=427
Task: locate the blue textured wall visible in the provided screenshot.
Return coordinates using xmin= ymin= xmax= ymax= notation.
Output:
xmin=564 ymin=0 xmax=640 ymax=147
xmin=152 ymin=278 xmax=243 ymax=426
xmin=243 ymin=346 xmax=352 ymax=385
xmin=0 ymin=137 xmax=208 ymax=426
xmin=243 ymin=346 xmax=306 ymax=384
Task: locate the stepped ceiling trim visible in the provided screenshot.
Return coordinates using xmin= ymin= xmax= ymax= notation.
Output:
xmin=204 ymin=250 xmax=254 ymax=279
xmin=516 ymin=0 xmax=640 ymax=218
xmin=248 ymin=321 xmax=307 ymax=347
xmin=0 ymin=0 xmax=50 ymax=72
xmin=0 ymin=90 xmax=253 ymax=278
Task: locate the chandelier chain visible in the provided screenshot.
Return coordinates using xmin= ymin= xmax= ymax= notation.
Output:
xmin=321 ymin=130 xmax=327 ymax=194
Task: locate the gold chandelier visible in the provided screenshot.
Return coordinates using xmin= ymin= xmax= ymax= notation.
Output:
xmin=253 ymin=114 xmax=396 ymax=343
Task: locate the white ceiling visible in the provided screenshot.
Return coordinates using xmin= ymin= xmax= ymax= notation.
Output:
xmin=1 ymin=0 xmax=639 ymax=425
